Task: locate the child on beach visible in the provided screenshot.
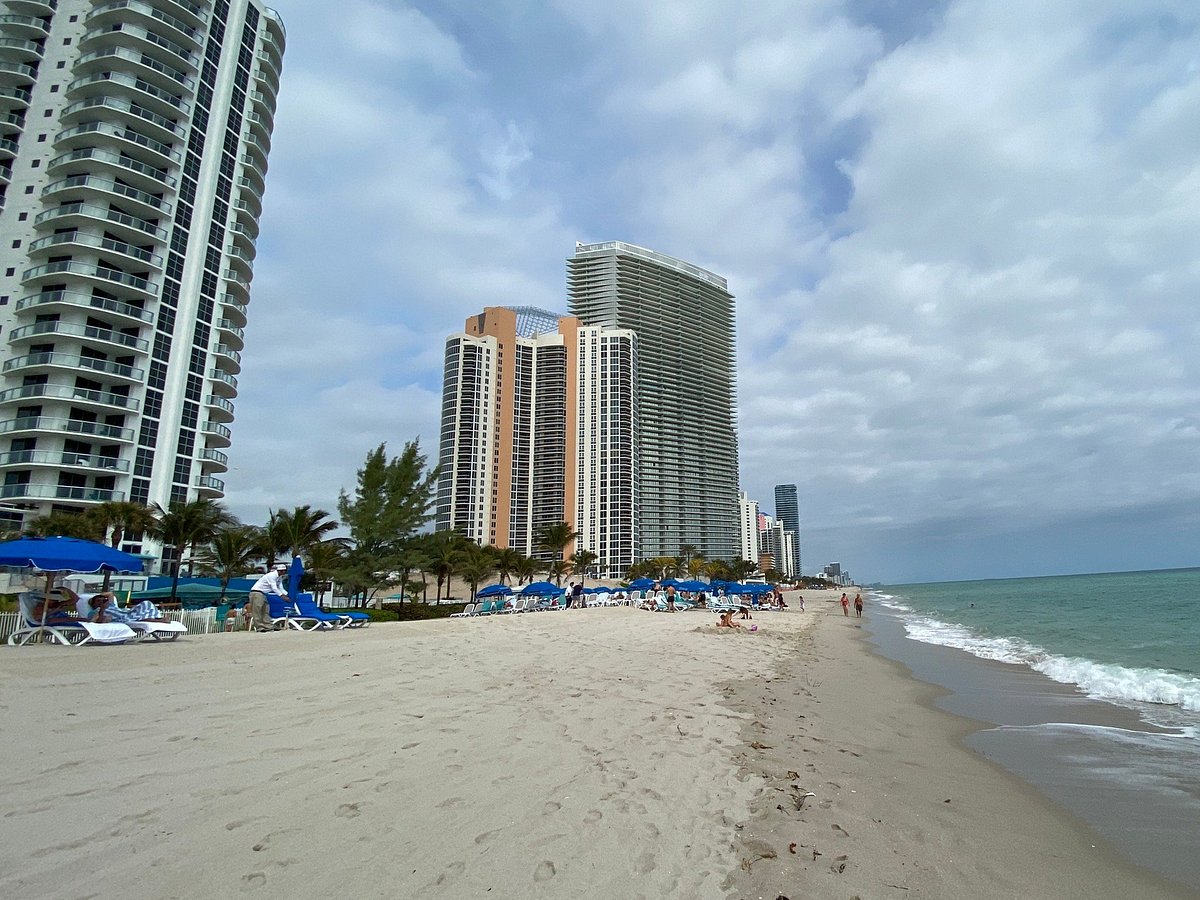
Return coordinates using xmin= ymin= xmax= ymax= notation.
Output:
xmin=717 ymin=610 xmax=740 ymax=628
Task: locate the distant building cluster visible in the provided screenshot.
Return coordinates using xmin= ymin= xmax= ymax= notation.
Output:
xmin=437 ymin=241 xmax=740 ymax=578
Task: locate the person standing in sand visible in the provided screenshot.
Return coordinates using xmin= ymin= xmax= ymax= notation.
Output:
xmin=854 ymin=593 xmax=864 ymax=617
xmin=248 ymin=564 xmax=293 ymax=632
xmin=840 ymin=593 xmax=850 ymax=616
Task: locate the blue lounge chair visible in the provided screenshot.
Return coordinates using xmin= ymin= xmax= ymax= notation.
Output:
xmin=293 ymin=594 xmax=367 ymax=628
xmin=266 ymin=595 xmax=324 ymax=631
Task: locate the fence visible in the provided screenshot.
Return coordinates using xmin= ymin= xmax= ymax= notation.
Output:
xmin=0 ymin=607 xmax=225 ymax=643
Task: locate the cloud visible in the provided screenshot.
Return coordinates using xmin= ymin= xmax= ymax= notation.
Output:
xmin=223 ymin=0 xmax=1200 ymax=581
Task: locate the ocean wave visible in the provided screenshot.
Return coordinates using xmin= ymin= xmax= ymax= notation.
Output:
xmin=871 ymin=593 xmax=912 ymax=612
xmin=902 ymin=616 xmax=1200 ymax=712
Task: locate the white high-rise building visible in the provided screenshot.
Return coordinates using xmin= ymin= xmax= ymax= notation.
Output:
xmin=737 ymin=490 xmax=758 ymax=563
xmin=0 ymin=0 xmax=284 ymax=550
xmin=567 ymin=241 xmax=739 ymax=562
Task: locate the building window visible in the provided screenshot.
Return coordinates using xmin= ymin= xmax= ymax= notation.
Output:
xmin=37 ymin=134 xmax=46 ymax=142
xmin=4 ymin=269 xmax=12 ymax=277
xmin=17 ymin=213 xmax=26 ymax=221
xmin=10 ymin=240 xmax=19 ymax=249
xmin=56 ymin=61 xmax=65 ymax=69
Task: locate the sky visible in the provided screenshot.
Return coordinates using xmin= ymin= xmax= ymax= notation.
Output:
xmin=226 ymin=0 xmax=1200 ymax=584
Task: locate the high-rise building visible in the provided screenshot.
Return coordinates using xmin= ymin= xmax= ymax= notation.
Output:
xmin=567 ymin=241 xmax=739 ymax=561
xmin=774 ymin=483 xmax=801 ymax=576
xmin=437 ymin=307 xmax=638 ymax=577
xmin=737 ymin=490 xmax=758 ymax=563
xmin=0 ymin=0 xmax=284 ymax=550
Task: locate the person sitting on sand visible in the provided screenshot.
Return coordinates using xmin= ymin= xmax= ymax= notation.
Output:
xmin=717 ymin=610 xmax=740 ymax=628
xmin=739 ymin=604 xmax=752 ymax=620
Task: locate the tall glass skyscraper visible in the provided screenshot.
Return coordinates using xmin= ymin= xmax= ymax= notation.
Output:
xmin=568 ymin=241 xmax=739 ymax=561
xmin=774 ymin=483 xmax=801 ymax=576
xmin=0 ymin=0 xmax=283 ymax=545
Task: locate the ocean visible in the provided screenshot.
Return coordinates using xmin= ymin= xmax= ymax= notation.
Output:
xmin=868 ymin=569 xmax=1200 ymax=892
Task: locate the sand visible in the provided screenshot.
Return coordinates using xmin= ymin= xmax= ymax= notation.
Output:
xmin=0 ymin=598 xmax=1192 ymax=899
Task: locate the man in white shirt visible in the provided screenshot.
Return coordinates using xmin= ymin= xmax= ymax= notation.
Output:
xmin=248 ymin=564 xmax=292 ymax=632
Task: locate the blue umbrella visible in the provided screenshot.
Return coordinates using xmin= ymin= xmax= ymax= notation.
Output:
xmin=288 ymin=555 xmax=304 ymax=598
xmin=477 ymin=584 xmax=512 ymax=598
xmin=678 ymin=580 xmax=709 ymax=592
xmin=627 ymin=577 xmax=657 ymax=590
xmin=0 ymin=536 xmax=144 ymax=575
xmin=521 ymin=581 xmax=560 ymax=596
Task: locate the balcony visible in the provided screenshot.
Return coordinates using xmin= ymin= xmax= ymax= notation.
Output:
xmin=204 ymin=394 xmax=234 ymax=421
xmin=80 ymin=25 xmax=198 ymax=72
xmin=36 ymin=201 xmax=167 ymax=242
xmin=21 ymin=260 xmax=158 ymax=300
xmin=202 ymin=421 xmax=231 ymax=446
xmin=235 ymin=180 xmax=262 ymax=215
xmin=0 ymin=37 xmax=44 ymax=60
xmin=88 ymin=1 xmax=202 ymax=45
xmin=0 ymin=382 xmax=140 ymax=412
xmin=0 ymin=14 xmax=50 ymax=35
xmin=199 ymin=447 xmax=228 ymax=471
xmin=0 ymin=415 xmax=135 ymax=442
xmin=42 ymin=174 xmax=171 ymax=218
xmin=55 ymin=122 xmax=180 ymax=169
xmin=59 ymin=96 xmax=184 ymax=144
xmin=194 ymin=474 xmax=224 ymax=495
xmin=208 ymin=367 xmax=237 ymax=396
xmin=0 ymin=483 xmax=126 ymax=503
xmin=17 ymin=289 xmax=152 ymax=325
xmin=47 ymin=146 xmax=176 ymax=193
xmin=212 ymin=344 xmax=241 ymax=374
xmin=0 ymin=60 xmax=38 ymax=84
xmin=74 ymin=45 xmax=194 ymax=92
xmin=4 ymin=1 xmax=58 ymax=14
xmin=3 ymin=352 xmax=143 ymax=382
xmin=8 ymin=320 xmax=149 ymax=353
xmin=0 ymin=85 xmax=31 ymax=107
xmin=28 ymin=229 xmax=163 ymax=268
xmin=215 ymin=318 xmax=244 ymax=344
xmin=0 ymin=449 xmax=130 ymax=473
xmin=0 ymin=136 xmax=16 ymax=157
xmin=67 ymin=70 xmax=189 ymax=118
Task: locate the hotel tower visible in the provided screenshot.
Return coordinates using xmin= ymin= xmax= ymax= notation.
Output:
xmin=0 ymin=0 xmax=283 ymax=538
xmin=438 ymin=307 xmax=639 ymax=578
xmin=568 ymin=241 xmax=739 ymax=561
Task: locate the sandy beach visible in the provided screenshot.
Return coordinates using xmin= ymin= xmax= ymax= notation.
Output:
xmin=0 ymin=597 xmax=1192 ymax=899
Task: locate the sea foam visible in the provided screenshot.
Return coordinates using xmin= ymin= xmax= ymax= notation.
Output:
xmin=902 ymin=615 xmax=1200 ymax=713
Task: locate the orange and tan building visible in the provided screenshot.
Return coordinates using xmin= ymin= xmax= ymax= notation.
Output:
xmin=437 ymin=307 xmax=639 ymax=577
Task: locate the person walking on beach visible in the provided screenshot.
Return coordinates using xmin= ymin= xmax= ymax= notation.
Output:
xmin=840 ymin=593 xmax=850 ymax=616
xmin=854 ymin=593 xmax=864 ymax=617
xmin=665 ymin=584 xmax=678 ymax=612
xmin=248 ymin=564 xmax=293 ymax=632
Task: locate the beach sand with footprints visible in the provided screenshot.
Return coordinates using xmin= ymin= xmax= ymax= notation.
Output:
xmin=0 ymin=596 xmax=1190 ymax=898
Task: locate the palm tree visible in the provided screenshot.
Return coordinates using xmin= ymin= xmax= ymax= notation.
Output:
xmin=193 ymin=525 xmax=263 ymax=596
xmin=537 ymin=522 xmax=578 ymax=585
xmin=271 ymin=505 xmax=340 ymax=561
xmin=458 ymin=543 xmax=497 ymax=602
xmin=421 ymin=530 xmax=465 ymax=603
xmin=512 ymin=554 xmax=540 ymax=586
xmin=492 ymin=546 xmax=524 ymax=585
xmin=86 ymin=500 xmax=160 ymax=589
xmin=23 ymin=510 xmax=104 ymax=541
xmin=151 ymin=499 xmax=235 ymax=598
xmin=569 ymin=549 xmax=598 ymax=586
xmin=306 ymin=539 xmax=348 ymax=606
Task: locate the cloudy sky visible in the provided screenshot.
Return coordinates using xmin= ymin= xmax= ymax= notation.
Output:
xmin=228 ymin=0 xmax=1200 ymax=584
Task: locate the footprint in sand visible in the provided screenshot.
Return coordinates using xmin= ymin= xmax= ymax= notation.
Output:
xmin=583 ymin=810 xmax=603 ymax=825
xmin=334 ymin=803 xmax=362 ymax=819
xmin=241 ymin=872 xmax=266 ymax=890
xmin=533 ymin=861 xmax=556 ymax=881
xmin=542 ymin=801 xmax=561 ymax=814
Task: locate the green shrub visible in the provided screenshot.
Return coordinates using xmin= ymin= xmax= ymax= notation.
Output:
xmin=328 ymin=607 xmax=397 ymax=622
xmin=381 ymin=602 xmax=465 ymax=621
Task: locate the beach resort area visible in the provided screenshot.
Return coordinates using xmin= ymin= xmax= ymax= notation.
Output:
xmin=1 ymin=594 xmax=1192 ymax=900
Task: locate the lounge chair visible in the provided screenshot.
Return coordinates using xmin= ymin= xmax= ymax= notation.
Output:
xmin=8 ymin=592 xmax=136 ymax=646
xmin=292 ymin=594 xmax=366 ymax=629
xmin=450 ymin=602 xmax=477 ymax=618
xmin=75 ymin=595 xmax=187 ymax=642
xmin=265 ymin=596 xmax=324 ymax=631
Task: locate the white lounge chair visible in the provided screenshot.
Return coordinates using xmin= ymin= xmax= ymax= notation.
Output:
xmin=8 ymin=592 xmax=136 ymax=646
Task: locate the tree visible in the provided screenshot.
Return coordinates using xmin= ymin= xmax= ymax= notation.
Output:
xmin=336 ymin=441 xmax=439 ymax=599
xmin=492 ymin=547 xmax=524 ymax=585
xmin=23 ymin=510 xmax=104 ymax=541
xmin=271 ymin=504 xmax=340 ymax=561
xmin=420 ymin=530 xmax=468 ymax=603
xmin=458 ymin=542 xmax=497 ymax=602
xmin=512 ymin=554 xmax=541 ymax=586
xmin=569 ymin=549 xmax=598 ymax=586
xmin=194 ymin=525 xmax=263 ymax=595
xmin=537 ymin=522 xmax=578 ymax=585
xmin=151 ymin=499 xmax=235 ymax=598
xmin=86 ymin=500 xmax=160 ymax=589
xmin=306 ymin=539 xmax=349 ymax=606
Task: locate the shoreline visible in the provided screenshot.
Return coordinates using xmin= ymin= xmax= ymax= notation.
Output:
xmin=0 ymin=603 xmax=1193 ymax=898
xmin=725 ymin=600 xmax=1196 ymax=898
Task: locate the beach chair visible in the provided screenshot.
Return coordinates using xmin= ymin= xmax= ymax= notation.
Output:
xmin=451 ymin=603 xmax=477 ymax=618
xmin=292 ymin=595 xmax=363 ymax=629
xmin=76 ymin=595 xmax=188 ymax=642
xmin=265 ymin=596 xmax=323 ymax=631
xmin=8 ymin=592 xmax=136 ymax=646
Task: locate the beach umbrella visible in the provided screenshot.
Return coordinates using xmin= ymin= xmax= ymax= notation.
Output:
xmin=520 ymin=581 xmax=560 ymax=596
xmin=678 ymin=580 xmax=709 ymax=592
xmin=0 ymin=536 xmax=144 ymax=644
xmin=288 ymin=555 xmax=304 ymax=598
xmin=627 ymin=577 xmax=656 ymax=590
xmin=477 ymin=584 xmax=512 ymax=598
